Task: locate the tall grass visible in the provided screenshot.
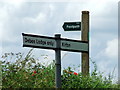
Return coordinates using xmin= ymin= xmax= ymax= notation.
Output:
xmin=1 ymin=49 xmax=119 ymax=88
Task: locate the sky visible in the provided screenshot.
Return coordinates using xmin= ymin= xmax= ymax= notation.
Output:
xmin=0 ymin=0 xmax=119 ymax=83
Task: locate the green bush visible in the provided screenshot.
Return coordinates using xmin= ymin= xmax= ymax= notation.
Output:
xmin=1 ymin=49 xmax=119 ymax=88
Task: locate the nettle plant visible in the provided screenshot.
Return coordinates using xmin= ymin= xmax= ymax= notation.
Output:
xmin=1 ymin=49 xmax=118 ymax=88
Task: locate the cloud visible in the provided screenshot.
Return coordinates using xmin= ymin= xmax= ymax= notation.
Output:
xmin=33 ymin=50 xmax=55 ymax=66
xmin=1 ymin=0 xmax=24 ymax=8
xmin=97 ymin=59 xmax=118 ymax=83
xmin=0 ymin=23 xmax=3 ymax=41
xmin=0 ymin=1 xmax=24 ymax=42
xmin=90 ymin=38 xmax=118 ymax=82
xmin=23 ymin=12 xmax=47 ymax=24
xmin=0 ymin=3 xmax=9 ymax=44
xmin=105 ymin=38 xmax=118 ymax=58
xmin=0 ymin=5 xmax=8 ymax=22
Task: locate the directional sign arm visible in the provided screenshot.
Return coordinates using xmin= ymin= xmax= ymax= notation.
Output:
xmin=22 ymin=33 xmax=88 ymax=52
xmin=22 ymin=33 xmax=56 ymax=50
xmin=62 ymin=22 xmax=81 ymax=31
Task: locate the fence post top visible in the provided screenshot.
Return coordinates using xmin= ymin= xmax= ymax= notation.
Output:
xmin=82 ymin=11 xmax=89 ymax=14
xmin=55 ymin=34 xmax=61 ymax=37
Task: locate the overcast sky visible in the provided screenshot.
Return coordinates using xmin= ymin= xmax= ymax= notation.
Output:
xmin=0 ymin=0 xmax=119 ymax=83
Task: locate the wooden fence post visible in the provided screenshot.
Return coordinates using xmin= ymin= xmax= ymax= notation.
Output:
xmin=81 ymin=11 xmax=89 ymax=75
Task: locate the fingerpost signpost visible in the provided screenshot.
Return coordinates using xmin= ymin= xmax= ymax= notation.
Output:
xmin=22 ymin=11 xmax=89 ymax=88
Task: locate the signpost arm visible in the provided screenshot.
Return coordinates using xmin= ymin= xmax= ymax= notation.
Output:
xmin=81 ymin=11 xmax=89 ymax=76
xmin=55 ymin=34 xmax=61 ymax=88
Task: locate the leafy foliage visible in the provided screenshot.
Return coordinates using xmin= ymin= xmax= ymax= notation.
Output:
xmin=1 ymin=49 xmax=119 ymax=88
